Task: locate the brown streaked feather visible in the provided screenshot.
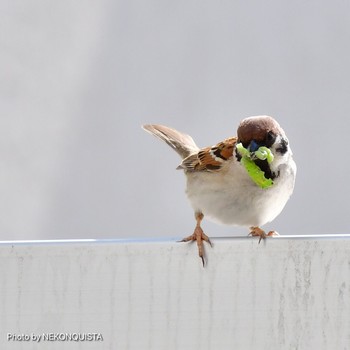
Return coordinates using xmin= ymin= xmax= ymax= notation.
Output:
xmin=178 ymin=137 xmax=237 ymax=172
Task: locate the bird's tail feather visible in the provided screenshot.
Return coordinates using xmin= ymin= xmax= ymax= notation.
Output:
xmin=142 ymin=124 xmax=199 ymax=159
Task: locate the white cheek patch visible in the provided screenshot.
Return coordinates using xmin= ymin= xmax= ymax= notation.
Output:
xmin=270 ymin=134 xmax=291 ymax=170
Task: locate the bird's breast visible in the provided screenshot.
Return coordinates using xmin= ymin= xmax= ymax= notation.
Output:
xmin=185 ymin=158 xmax=296 ymax=227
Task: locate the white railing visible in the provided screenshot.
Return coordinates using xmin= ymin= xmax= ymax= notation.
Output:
xmin=1 ymin=235 xmax=349 ymax=349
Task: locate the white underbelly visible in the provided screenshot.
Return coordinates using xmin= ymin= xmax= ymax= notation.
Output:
xmin=185 ymin=162 xmax=295 ymax=227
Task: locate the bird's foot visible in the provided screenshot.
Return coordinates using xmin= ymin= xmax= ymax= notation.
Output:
xmin=179 ymin=225 xmax=212 ymax=266
xmin=249 ymin=226 xmax=279 ymax=244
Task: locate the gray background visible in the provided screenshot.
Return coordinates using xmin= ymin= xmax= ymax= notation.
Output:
xmin=1 ymin=1 xmax=349 ymax=241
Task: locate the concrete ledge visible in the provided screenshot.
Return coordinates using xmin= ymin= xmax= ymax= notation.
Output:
xmin=1 ymin=235 xmax=350 ymax=349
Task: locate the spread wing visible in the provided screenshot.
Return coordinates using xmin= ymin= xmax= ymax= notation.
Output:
xmin=178 ymin=137 xmax=237 ymax=172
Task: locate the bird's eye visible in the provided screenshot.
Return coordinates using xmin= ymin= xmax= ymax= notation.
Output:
xmin=267 ymin=131 xmax=274 ymax=141
xmin=266 ymin=131 xmax=276 ymax=146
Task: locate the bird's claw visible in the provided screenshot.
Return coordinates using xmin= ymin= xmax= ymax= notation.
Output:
xmin=249 ymin=226 xmax=279 ymax=243
xmin=179 ymin=225 xmax=212 ymax=266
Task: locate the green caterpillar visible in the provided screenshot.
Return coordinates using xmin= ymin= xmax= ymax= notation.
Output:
xmin=236 ymin=143 xmax=274 ymax=189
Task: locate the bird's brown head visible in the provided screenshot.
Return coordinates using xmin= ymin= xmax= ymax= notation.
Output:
xmin=237 ymin=115 xmax=285 ymax=149
xmin=236 ymin=115 xmax=290 ymax=180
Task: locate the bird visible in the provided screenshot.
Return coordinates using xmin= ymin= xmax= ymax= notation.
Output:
xmin=142 ymin=116 xmax=296 ymax=265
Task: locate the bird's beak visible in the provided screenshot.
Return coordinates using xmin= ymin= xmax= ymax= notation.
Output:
xmin=248 ymin=140 xmax=260 ymax=152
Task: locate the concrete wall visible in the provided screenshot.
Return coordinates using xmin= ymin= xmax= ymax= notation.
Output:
xmin=1 ymin=235 xmax=349 ymax=349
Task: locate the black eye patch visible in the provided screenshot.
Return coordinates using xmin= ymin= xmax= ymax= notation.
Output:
xmin=276 ymin=138 xmax=288 ymax=155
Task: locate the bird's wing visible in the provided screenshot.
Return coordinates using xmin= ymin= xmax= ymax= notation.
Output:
xmin=178 ymin=137 xmax=237 ymax=172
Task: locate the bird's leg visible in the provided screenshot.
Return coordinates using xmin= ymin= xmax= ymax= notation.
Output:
xmin=179 ymin=212 xmax=212 ymax=266
xmin=249 ymin=226 xmax=279 ymax=243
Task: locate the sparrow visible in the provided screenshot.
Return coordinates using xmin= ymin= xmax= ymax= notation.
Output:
xmin=143 ymin=116 xmax=296 ymax=265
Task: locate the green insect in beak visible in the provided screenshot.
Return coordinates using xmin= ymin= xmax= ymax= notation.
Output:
xmin=236 ymin=142 xmax=274 ymax=189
